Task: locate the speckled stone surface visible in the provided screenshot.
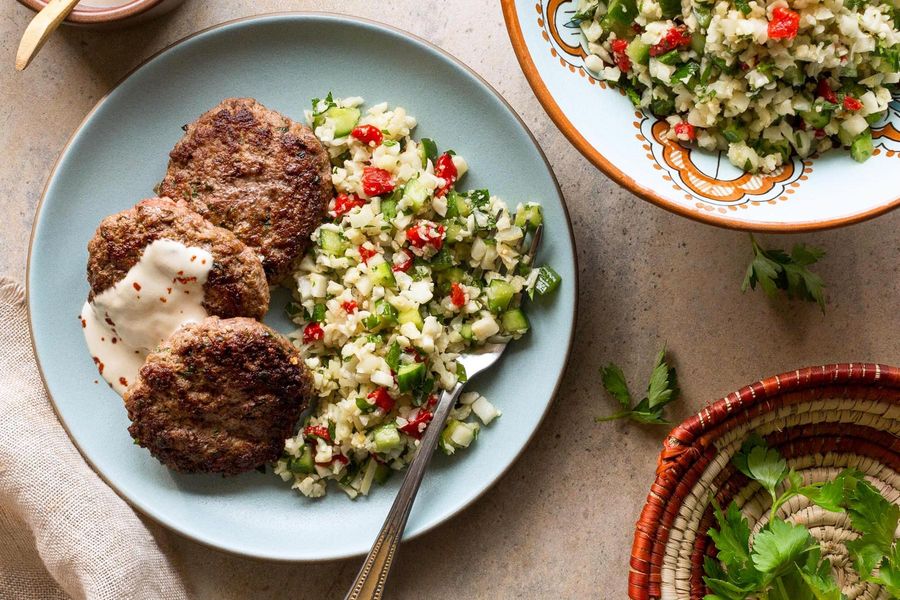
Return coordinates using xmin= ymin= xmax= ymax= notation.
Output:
xmin=2 ymin=1 xmax=898 ymax=598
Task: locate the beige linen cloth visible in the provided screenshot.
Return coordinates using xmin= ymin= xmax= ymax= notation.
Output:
xmin=0 ymin=277 xmax=190 ymax=600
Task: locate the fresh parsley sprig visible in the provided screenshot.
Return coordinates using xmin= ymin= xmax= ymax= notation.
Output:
xmin=595 ymin=346 xmax=679 ymax=424
xmin=704 ymin=436 xmax=900 ymax=599
xmin=742 ymin=234 xmax=826 ymax=312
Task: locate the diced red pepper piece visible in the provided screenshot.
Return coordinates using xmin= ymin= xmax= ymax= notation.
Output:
xmin=817 ymin=79 xmax=838 ymax=104
xmin=405 ymin=222 xmax=445 ymax=251
xmin=392 ymin=250 xmax=413 ymax=272
xmin=650 ymin=26 xmax=692 ymax=57
xmin=842 ymin=96 xmax=862 ymax=111
xmin=332 ymin=193 xmax=365 ymax=217
xmin=610 ymin=38 xmax=632 ymax=72
xmin=303 ymin=322 xmax=324 ymax=344
xmin=768 ymin=7 xmax=800 ymax=40
xmin=341 ymin=301 xmax=358 ymax=313
xmin=398 ymin=410 xmax=433 ymax=439
xmin=814 ymin=128 xmax=826 ymax=139
xmin=358 ymin=246 xmax=377 ymax=264
xmin=673 ymin=122 xmax=696 ymax=141
xmin=367 ymin=388 xmax=395 ymax=412
xmin=425 ymin=394 xmax=438 ymax=409
xmin=450 ymin=282 xmax=467 ymax=307
xmin=350 ymin=124 xmax=383 ymax=146
xmin=433 ymin=153 xmax=457 ymax=197
xmin=361 ymin=167 xmax=395 ymax=197
xmin=304 ymin=425 xmax=332 ymax=443
xmin=332 ymin=454 xmax=349 ymax=465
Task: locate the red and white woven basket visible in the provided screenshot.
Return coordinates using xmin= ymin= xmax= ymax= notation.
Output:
xmin=629 ymin=363 xmax=900 ymax=600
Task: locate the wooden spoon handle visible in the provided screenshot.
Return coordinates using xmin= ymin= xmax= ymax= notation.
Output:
xmin=15 ymin=0 xmax=81 ymax=71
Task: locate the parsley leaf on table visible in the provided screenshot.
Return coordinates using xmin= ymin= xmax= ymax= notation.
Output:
xmin=595 ymin=346 xmax=679 ymax=424
xmin=742 ymin=234 xmax=826 ymax=311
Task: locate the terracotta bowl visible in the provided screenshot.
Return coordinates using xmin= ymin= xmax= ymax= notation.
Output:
xmin=16 ymin=0 xmax=185 ymax=28
xmin=629 ymin=363 xmax=900 ymax=599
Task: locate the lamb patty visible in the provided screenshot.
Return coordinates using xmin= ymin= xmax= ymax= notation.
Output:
xmin=87 ymin=197 xmax=270 ymax=321
xmin=124 ymin=317 xmax=312 ymax=475
xmin=158 ymin=97 xmax=332 ymax=284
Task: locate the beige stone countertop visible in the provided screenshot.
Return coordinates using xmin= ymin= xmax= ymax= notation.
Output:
xmin=2 ymin=1 xmax=898 ymax=598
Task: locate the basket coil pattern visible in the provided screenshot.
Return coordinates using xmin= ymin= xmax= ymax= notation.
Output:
xmin=628 ymin=363 xmax=900 ymax=600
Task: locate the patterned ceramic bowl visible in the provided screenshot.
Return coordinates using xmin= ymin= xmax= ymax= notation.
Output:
xmin=501 ymin=0 xmax=900 ymax=231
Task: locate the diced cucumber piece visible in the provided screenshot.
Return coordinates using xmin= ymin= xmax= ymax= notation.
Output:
xmin=459 ymin=323 xmax=474 ymax=341
xmin=800 ymin=109 xmax=831 ymax=129
xmin=398 ymin=307 xmax=424 ymax=330
xmin=419 ymin=138 xmax=437 ymax=168
xmin=370 ymin=262 xmax=396 ymax=288
xmin=657 ymin=50 xmax=681 ymax=65
xmin=402 ymin=177 xmax=429 ymax=212
xmin=865 ymin=111 xmax=886 ymax=125
xmin=364 ymin=299 xmax=398 ymax=331
xmin=627 ymin=39 xmax=651 ymax=65
xmin=373 ymin=424 xmax=401 ymax=452
xmin=606 ymin=0 xmax=638 ymax=24
xmin=439 ymin=419 xmax=479 ymax=455
xmin=446 ymin=190 xmax=471 ymax=218
xmin=373 ymin=461 xmax=392 ymax=484
xmin=514 ymin=204 xmax=543 ymax=229
xmin=722 ymin=122 xmax=747 ymax=143
xmin=486 ymin=279 xmax=515 ymax=313
xmin=444 ymin=219 xmax=468 ymax=242
xmin=456 ymin=362 xmax=468 ymax=383
xmin=837 ymin=125 xmax=855 ymax=147
xmin=319 ymin=229 xmax=347 ymax=256
xmin=435 ymin=266 xmax=468 ymax=294
xmin=501 ymin=308 xmax=530 ymax=335
xmin=659 ymin=0 xmax=681 ymax=18
xmin=356 ymin=396 xmax=376 ymax=414
xmin=397 ymin=362 xmax=426 ymax=393
xmin=321 ymin=106 xmax=360 ymax=137
xmin=311 ymin=303 xmax=327 ymax=322
xmin=288 ymin=445 xmax=315 ymax=474
xmin=535 ymin=266 xmax=562 ymax=296
xmin=850 ymin=131 xmax=874 ymax=163
xmin=690 ymin=33 xmax=706 ymax=55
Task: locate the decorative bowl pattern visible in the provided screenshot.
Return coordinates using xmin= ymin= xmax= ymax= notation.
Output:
xmin=629 ymin=363 xmax=900 ymax=599
xmin=502 ymin=0 xmax=900 ymax=231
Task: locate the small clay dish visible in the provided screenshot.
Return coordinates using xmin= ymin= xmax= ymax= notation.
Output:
xmin=16 ymin=0 xmax=185 ymax=29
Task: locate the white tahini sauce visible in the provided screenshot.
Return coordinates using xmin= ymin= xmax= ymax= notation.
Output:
xmin=80 ymin=238 xmax=213 ymax=396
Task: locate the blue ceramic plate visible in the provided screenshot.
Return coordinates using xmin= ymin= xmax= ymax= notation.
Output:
xmin=28 ymin=13 xmax=577 ymax=561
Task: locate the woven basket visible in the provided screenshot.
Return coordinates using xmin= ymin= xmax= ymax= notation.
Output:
xmin=628 ymin=363 xmax=900 ymax=600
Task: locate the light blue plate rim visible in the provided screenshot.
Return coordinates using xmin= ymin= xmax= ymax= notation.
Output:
xmin=26 ymin=12 xmax=580 ymax=561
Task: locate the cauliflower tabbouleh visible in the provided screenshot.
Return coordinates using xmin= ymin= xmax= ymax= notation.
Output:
xmin=274 ymin=95 xmax=561 ymax=498
xmin=573 ymin=0 xmax=899 ymax=172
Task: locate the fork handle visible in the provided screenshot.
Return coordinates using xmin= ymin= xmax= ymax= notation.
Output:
xmin=345 ymin=382 xmax=464 ymax=600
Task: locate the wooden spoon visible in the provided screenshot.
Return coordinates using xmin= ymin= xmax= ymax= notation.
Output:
xmin=15 ymin=0 xmax=81 ymax=71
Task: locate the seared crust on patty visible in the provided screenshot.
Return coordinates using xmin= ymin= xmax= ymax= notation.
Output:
xmin=86 ymin=197 xmax=270 ymax=321
xmin=125 ymin=317 xmax=312 ymax=475
xmin=158 ymin=97 xmax=332 ymax=283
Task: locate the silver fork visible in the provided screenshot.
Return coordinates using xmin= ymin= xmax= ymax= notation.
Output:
xmin=345 ymin=225 xmax=543 ymax=600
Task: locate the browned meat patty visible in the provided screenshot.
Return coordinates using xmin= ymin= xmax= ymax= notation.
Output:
xmin=124 ymin=317 xmax=312 ymax=475
xmin=87 ymin=197 xmax=270 ymax=321
xmin=158 ymin=97 xmax=332 ymax=284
